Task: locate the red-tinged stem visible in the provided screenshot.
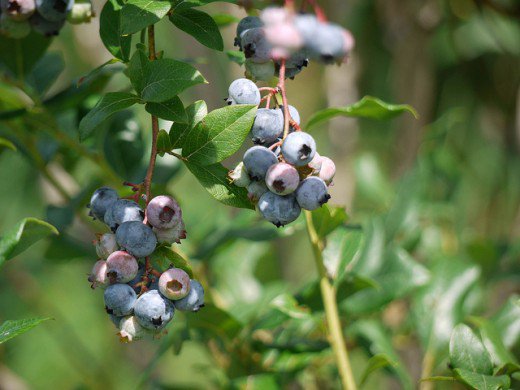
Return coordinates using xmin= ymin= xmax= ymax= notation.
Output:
xmin=290 ymin=119 xmax=301 ymax=131
xmin=269 ymin=141 xmax=282 ymax=151
xmin=265 ymin=94 xmax=272 ymax=108
xmin=277 ymin=59 xmax=291 ymax=139
xmin=306 ymin=0 xmax=327 ymax=22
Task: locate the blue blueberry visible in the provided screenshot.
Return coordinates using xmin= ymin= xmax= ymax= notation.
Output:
xmin=35 ymin=0 xmax=72 ymax=22
xmin=251 ymin=108 xmax=283 ymax=145
xmin=235 ymin=15 xmax=263 ymax=49
xmin=115 ymin=221 xmax=157 ymax=258
xmin=240 ymin=27 xmax=271 ymax=63
xmin=104 ymin=284 xmax=137 ymax=316
xmin=243 ymin=145 xmax=278 ymax=181
xmin=295 ymin=177 xmax=330 ymax=211
xmin=227 ymin=78 xmax=261 ymax=105
xmin=247 ymin=180 xmax=269 ymax=203
xmin=258 ymin=192 xmax=301 ymax=227
xmin=134 ymin=290 xmax=175 ymax=330
xmin=281 ymin=132 xmax=316 ymax=166
xmin=88 ymin=187 xmax=119 ymax=221
xmin=174 ymin=280 xmax=205 ymax=312
xmin=104 ymin=199 xmax=143 ymax=230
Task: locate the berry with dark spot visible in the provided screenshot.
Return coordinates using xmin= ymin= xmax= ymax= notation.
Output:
xmin=265 ymin=162 xmax=300 ymax=195
xmin=134 ymin=290 xmax=175 ymax=331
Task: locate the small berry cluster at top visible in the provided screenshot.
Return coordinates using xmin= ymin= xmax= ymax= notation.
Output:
xmin=235 ymin=6 xmax=354 ymax=81
xmin=227 ymin=78 xmax=336 ymax=227
xmin=86 ymin=187 xmax=204 ymax=342
xmin=0 ymin=0 xmax=92 ymax=39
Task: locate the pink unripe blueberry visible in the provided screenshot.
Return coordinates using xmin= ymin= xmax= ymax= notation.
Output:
xmin=106 ymin=251 xmax=139 ymax=284
xmin=265 ymin=23 xmax=303 ymax=59
xmin=260 ymin=7 xmax=290 ymax=26
xmin=319 ymin=157 xmax=336 ymax=185
xmin=158 ymin=268 xmax=191 ymax=300
xmin=118 ymin=316 xmax=145 ymax=343
xmin=146 ymin=195 xmax=182 ymax=229
xmin=265 ymin=163 xmax=300 ymax=195
xmin=153 ymin=220 xmax=187 ymax=245
xmin=308 ymin=152 xmax=323 ymax=174
xmin=88 ymin=260 xmax=108 ymax=289
xmin=95 ymin=233 xmax=118 ymax=259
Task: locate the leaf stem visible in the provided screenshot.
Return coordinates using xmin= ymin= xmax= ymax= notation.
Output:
xmin=304 ymin=210 xmax=357 ymax=390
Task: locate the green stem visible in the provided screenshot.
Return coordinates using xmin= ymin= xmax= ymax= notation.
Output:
xmin=304 ymin=210 xmax=357 ymax=390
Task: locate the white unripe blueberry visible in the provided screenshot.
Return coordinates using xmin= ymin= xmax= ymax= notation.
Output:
xmin=265 ymin=162 xmax=300 ymax=195
xmin=158 ymin=268 xmax=191 ymax=300
xmin=153 ymin=221 xmax=187 ymax=245
xmin=118 ymin=316 xmax=145 ymax=343
xmin=95 ymin=233 xmax=118 ymax=259
xmin=309 ymin=152 xmax=323 ymax=174
xmin=88 ymin=260 xmax=108 ymax=289
xmin=228 ymin=161 xmax=251 ymax=188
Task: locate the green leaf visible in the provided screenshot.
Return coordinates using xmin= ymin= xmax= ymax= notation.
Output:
xmin=156 ymin=129 xmax=172 ymax=157
xmin=170 ymin=8 xmax=224 ymax=51
xmin=412 ymin=258 xmax=480 ymax=360
xmin=0 ymin=318 xmax=51 ymax=344
xmin=306 ymin=96 xmax=418 ymax=129
xmin=26 ymin=52 xmax=65 ymax=96
xmin=100 ymin=0 xmax=132 ymax=62
xmin=170 ymin=100 xmax=207 ymax=149
xmin=0 ymin=137 xmax=16 ymax=151
xmin=78 ymin=58 xmax=122 ymax=87
xmin=270 ymin=294 xmax=310 ymax=320
xmin=311 ymin=204 xmax=348 ymax=239
xmin=230 ymin=374 xmax=279 ymax=389
xmin=127 ymin=50 xmax=207 ymax=103
xmin=492 ymin=295 xmax=520 ymax=349
xmin=0 ymin=31 xmax=52 ymax=78
xmin=226 ymin=49 xmax=246 ymax=65
xmin=450 ymin=324 xmax=494 ymax=375
xmin=171 ymin=0 xmax=236 ymax=12
xmin=350 ymin=320 xmax=413 ymax=390
xmin=453 ymin=369 xmax=510 ymax=390
xmin=121 ymin=0 xmax=172 ymax=35
xmin=470 ymin=316 xmax=518 ymax=367
xmin=145 ymin=96 xmax=187 ymax=123
xmin=212 ymin=13 xmax=239 ymax=27
xmin=78 ymin=92 xmax=140 ymax=141
xmin=360 ymin=353 xmax=396 ymax=387
xmin=187 ymin=303 xmax=242 ymax=340
xmin=184 ymin=161 xmax=254 ymax=209
xmin=182 ymin=105 xmax=257 ymax=165
xmin=150 ymin=246 xmax=193 ymax=277
xmin=0 ymin=218 xmax=58 ymax=267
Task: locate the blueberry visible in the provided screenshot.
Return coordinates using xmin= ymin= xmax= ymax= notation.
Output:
xmin=104 ymin=199 xmax=143 ymax=230
xmin=88 ymin=260 xmax=108 ymax=289
xmin=106 ymin=250 xmax=139 ymax=284
xmin=286 ymin=49 xmax=310 ymax=70
xmin=109 ymin=313 xmax=123 ymax=328
xmin=88 ymin=187 xmax=119 ymax=221
xmin=277 ymin=104 xmax=300 ymax=129
xmin=174 ymin=280 xmax=205 ymax=312
xmin=134 ymin=290 xmax=175 ymax=330
xmin=0 ymin=0 xmax=35 ymax=21
xmin=35 ymin=0 xmax=72 ymax=22
xmin=318 ymin=156 xmax=336 ymax=185
xmin=258 ymin=192 xmax=301 ymax=227
xmin=158 ymin=268 xmax=191 ymax=300
xmin=295 ymin=16 xmax=346 ymax=63
xmin=146 ymin=195 xmax=182 ymax=230
xmin=95 ymin=233 xmax=118 ymax=259
xmin=240 ymin=27 xmax=272 ymax=63
xmin=251 ymin=108 xmax=283 ymax=145
xmin=127 ymin=262 xmax=145 ymax=293
xmin=115 ymin=221 xmax=157 ymax=258
xmin=104 ymin=284 xmax=137 ymax=316
xmin=227 ymin=78 xmax=261 ymax=105
xmin=118 ymin=316 xmax=145 ymax=343
xmin=294 ymin=14 xmax=321 ymax=46
xmin=235 ymin=15 xmax=263 ymax=49
xmin=0 ymin=13 xmax=30 ymax=38
xmin=295 ymin=177 xmax=331 ymax=210
xmin=153 ymin=221 xmax=187 ymax=245
xmin=28 ymin=11 xmax=64 ymax=36
xmin=265 ymin=162 xmax=300 ymax=195
xmin=308 ymin=152 xmax=323 ymax=174
xmin=281 ymin=132 xmax=316 ymax=166
xmin=247 ymin=180 xmax=269 ymax=203
xmin=243 ymin=145 xmax=278 ymax=181
xmin=228 ymin=161 xmax=251 ymax=188
xmin=245 ymin=59 xmax=275 ymax=82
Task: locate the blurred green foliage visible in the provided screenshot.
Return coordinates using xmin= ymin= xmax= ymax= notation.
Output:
xmin=0 ymin=0 xmax=519 ymax=389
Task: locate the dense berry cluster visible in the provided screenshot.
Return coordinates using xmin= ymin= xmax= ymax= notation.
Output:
xmin=234 ymin=7 xmax=354 ymax=81
xmin=0 ymin=0 xmax=92 ymax=38
xmin=87 ymin=187 xmax=204 ymax=342
xmin=227 ymin=78 xmax=336 ymax=227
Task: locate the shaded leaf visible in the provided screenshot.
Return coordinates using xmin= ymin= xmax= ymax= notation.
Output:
xmin=156 ymin=129 xmax=172 ymax=157
xmin=171 ymin=0 xmax=236 ymax=12
xmin=151 ymin=246 xmax=193 ymax=277
xmin=121 ymin=0 xmax=172 ymax=35
xmin=470 ymin=316 xmax=518 ymax=367
xmin=0 ymin=318 xmax=51 ymax=344
xmin=0 ymin=137 xmax=16 ymax=151
xmin=0 ymin=218 xmax=58 ymax=267
xmin=306 ymin=95 xmax=418 ymax=129
xmin=78 ymin=58 xmax=122 ymax=87
xmin=270 ymin=294 xmax=310 ymax=320
xmin=26 ymin=52 xmax=65 ymax=96
xmin=100 ymin=0 xmax=132 ymax=61
xmin=145 ymin=96 xmax=187 ymax=123
xmin=78 ymin=92 xmax=140 ymax=141
xmin=170 ymin=8 xmax=224 ymax=51
xmin=182 ymin=105 xmax=257 ymax=165
xmin=170 ymin=100 xmax=207 ymax=149
xmin=453 ymin=369 xmax=510 ymax=390
xmin=226 ymin=50 xmax=246 ymax=65
xmin=187 ymin=303 xmax=242 ymax=340
xmin=212 ymin=13 xmax=239 ymax=27
xmin=449 ymin=324 xmax=493 ymax=375
xmin=310 ymin=204 xmax=348 ymax=239
xmin=0 ymin=31 xmax=52 ymax=78
xmin=360 ymin=353 xmax=396 ymax=387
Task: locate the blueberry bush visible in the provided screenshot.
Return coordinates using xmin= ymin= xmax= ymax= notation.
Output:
xmin=0 ymin=0 xmax=519 ymax=389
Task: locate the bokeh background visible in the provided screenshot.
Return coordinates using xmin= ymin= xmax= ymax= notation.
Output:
xmin=0 ymin=0 xmax=519 ymax=389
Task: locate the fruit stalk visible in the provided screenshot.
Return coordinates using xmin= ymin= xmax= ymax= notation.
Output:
xmin=277 ymin=59 xmax=291 ymax=139
xmin=143 ymin=24 xmax=160 ymax=204
xmin=304 ymin=210 xmax=357 ymax=390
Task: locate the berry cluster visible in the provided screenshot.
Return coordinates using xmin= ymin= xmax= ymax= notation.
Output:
xmin=87 ymin=187 xmax=204 ymax=342
xmin=0 ymin=0 xmax=92 ymax=39
xmin=235 ymin=7 xmax=354 ymax=81
xmin=227 ymin=78 xmax=336 ymax=227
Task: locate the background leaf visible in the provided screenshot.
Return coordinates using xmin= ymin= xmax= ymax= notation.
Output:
xmin=121 ymin=0 xmax=172 ymax=35
xmin=170 ymin=8 xmax=224 ymax=51
xmin=0 ymin=318 xmax=51 ymax=344
xmin=449 ymin=324 xmax=494 ymax=375
xmin=145 ymin=96 xmax=187 ymax=123
xmin=100 ymin=0 xmax=132 ymax=62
